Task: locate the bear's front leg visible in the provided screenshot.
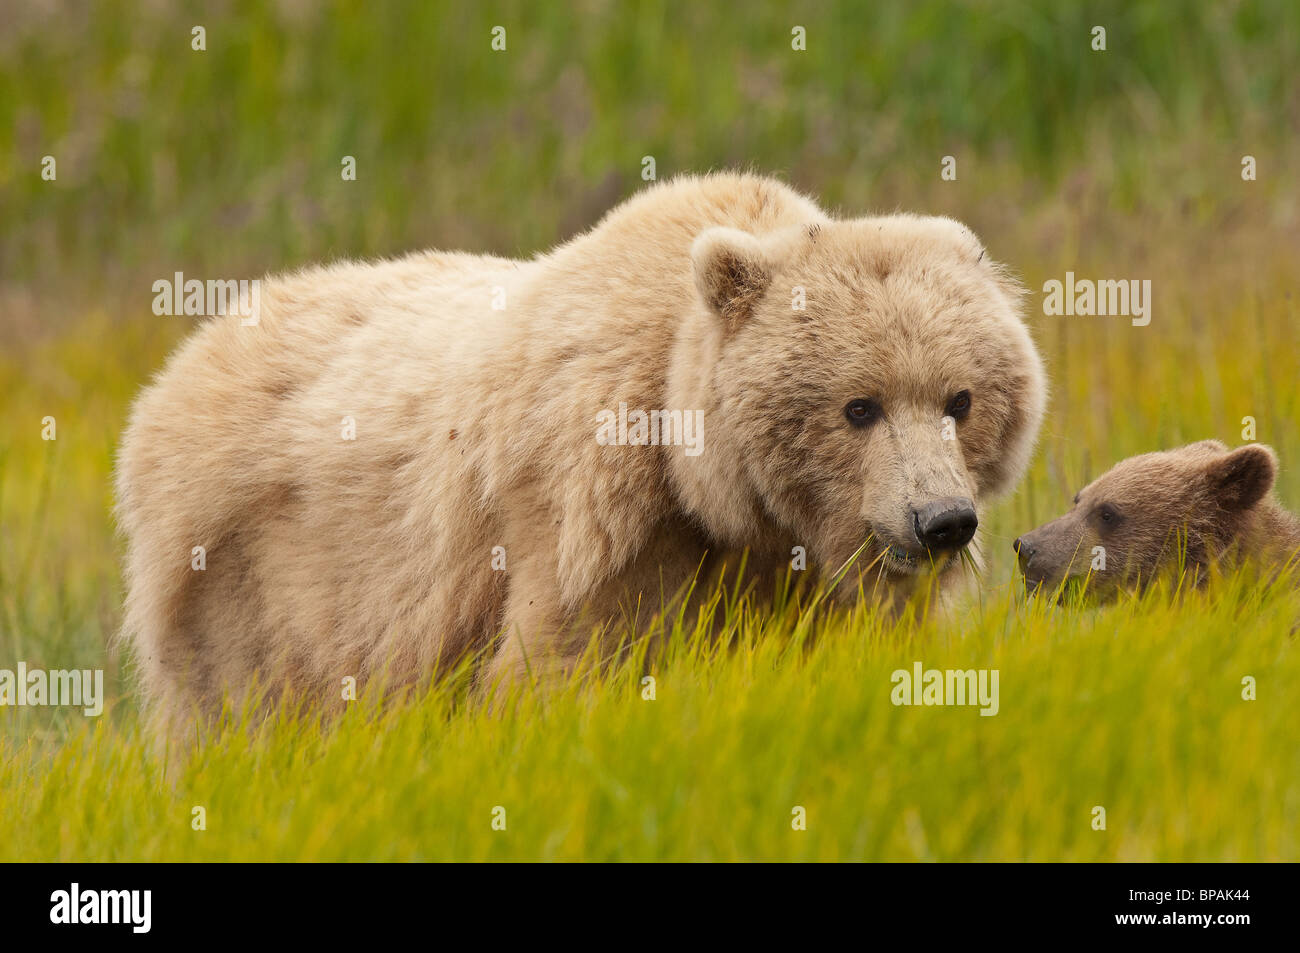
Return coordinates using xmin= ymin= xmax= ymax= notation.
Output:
xmin=482 ymin=599 xmax=571 ymax=690
xmin=477 ymin=539 xmax=580 ymax=698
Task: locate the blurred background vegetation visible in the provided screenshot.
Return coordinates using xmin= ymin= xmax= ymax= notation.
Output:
xmin=3 ymin=0 xmax=1297 ymax=293
xmin=0 ymin=0 xmax=1297 ymax=750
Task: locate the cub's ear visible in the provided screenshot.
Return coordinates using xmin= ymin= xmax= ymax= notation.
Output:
xmin=691 ymin=227 xmax=773 ymax=334
xmin=1204 ymin=444 xmax=1277 ymax=511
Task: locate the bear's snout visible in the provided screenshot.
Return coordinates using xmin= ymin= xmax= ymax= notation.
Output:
xmin=1013 ymin=528 xmax=1061 ymax=586
xmin=1012 ymin=534 xmax=1037 ymax=569
xmin=911 ymin=497 xmax=978 ymax=552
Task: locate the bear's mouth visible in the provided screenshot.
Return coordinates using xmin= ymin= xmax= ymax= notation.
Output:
xmin=879 ymin=541 xmax=960 ymax=576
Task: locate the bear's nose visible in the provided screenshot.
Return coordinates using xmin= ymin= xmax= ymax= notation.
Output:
xmin=911 ymin=498 xmax=978 ymax=552
xmin=1013 ymin=536 xmax=1036 ymax=567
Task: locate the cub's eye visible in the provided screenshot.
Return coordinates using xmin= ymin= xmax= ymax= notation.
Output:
xmin=1096 ymin=503 xmax=1121 ymax=525
xmin=844 ymin=398 xmax=883 ymax=427
xmin=945 ymin=389 xmax=972 ymax=419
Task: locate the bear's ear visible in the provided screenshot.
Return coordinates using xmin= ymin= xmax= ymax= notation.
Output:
xmin=691 ymin=227 xmax=773 ymax=334
xmin=1203 ymin=444 xmax=1277 ymax=511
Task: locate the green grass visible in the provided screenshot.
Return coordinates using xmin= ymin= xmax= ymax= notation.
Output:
xmin=1 ymin=0 xmax=1298 ymax=860
xmin=2 ymin=573 xmax=1297 ymax=862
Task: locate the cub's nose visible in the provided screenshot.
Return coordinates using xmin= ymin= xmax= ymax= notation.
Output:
xmin=1012 ymin=536 xmax=1036 ymax=568
xmin=912 ymin=497 xmax=978 ymax=552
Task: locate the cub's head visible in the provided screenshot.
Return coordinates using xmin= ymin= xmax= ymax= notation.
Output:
xmin=680 ymin=215 xmax=1045 ymax=582
xmin=1014 ymin=441 xmax=1279 ymax=595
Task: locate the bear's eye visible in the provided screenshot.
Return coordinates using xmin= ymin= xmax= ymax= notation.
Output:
xmin=844 ymin=398 xmax=883 ymax=427
xmin=945 ymin=390 xmax=972 ymax=419
xmin=1095 ymin=503 xmax=1122 ymax=526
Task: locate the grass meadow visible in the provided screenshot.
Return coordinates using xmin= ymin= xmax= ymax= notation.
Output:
xmin=1 ymin=1 xmax=1297 ymax=860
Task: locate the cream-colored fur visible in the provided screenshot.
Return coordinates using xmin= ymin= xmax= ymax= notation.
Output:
xmin=116 ymin=173 xmax=1045 ymax=733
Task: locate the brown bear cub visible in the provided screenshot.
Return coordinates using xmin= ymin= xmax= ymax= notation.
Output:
xmin=1015 ymin=441 xmax=1300 ymax=595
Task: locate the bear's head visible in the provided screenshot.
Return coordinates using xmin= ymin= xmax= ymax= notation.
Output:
xmin=1013 ymin=441 xmax=1279 ymax=595
xmin=670 ymin=215 xmax=1045 ymax=586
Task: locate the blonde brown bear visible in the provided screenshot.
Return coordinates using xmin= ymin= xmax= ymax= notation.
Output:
xmin=1015 ymin=441 xmax=1300 ymax=594
xmin=116 ymin=173 xmax=1045 ymax=732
